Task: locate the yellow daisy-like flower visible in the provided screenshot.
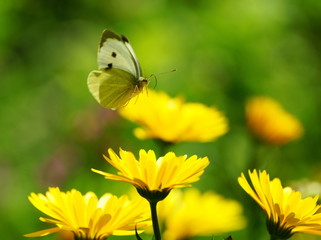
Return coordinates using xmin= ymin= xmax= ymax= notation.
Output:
xmin=238 ymin=170 xmax=321 ymax=239
xmin=25 ymin=187 xmax=150 ymax=240
xmin=156 ymin=189 xmax=246 ymax=240
xmin=92 ymin=148 xmax=209 ymax=201
xmin=118 ymin=90 xmax=228 ymax=143
xmin=246 ymin=97 xmax=303 ymax=145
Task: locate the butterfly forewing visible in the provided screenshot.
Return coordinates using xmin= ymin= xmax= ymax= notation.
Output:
xmin=123 ymin=40 xmax=142 ymax=78
xmin=98 ymin=30 xmax=140 ymax=78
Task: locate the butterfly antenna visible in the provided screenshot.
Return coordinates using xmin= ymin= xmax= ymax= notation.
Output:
xmin=150 ymin=74 xmax=158 ymax=89
xmin=149 ymin=69 xmax=176 ymax=89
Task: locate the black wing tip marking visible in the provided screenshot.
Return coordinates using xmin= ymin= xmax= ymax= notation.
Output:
xmin=99 ymin=29 xmax=130 ymax=48
xmin=121 ymin=35 xmax=129 ymax=43
xmin=100 ymin=29 xmax=122 ymax=48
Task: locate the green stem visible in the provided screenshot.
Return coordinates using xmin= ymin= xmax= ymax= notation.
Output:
xmin=149 ymin=200 xmax=161 ymax=240
xmin=155 ymin=139 xmax=173 ymax=156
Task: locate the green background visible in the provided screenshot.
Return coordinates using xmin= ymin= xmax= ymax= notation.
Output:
xmin=1 ymin=0 xmax=321 ymax=239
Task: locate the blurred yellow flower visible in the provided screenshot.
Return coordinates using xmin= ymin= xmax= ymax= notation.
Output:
xmin=118 ymin=90 xmax=228 ymax=143
xmin=246 ymin=97 xmax=303 ymax=145
xmin=25 ymin=187 xmax=150 ymax=240
xmin=238 ymin=170 xmax=321 ymax=239
xmin=92 ymin=148 xmax=209 ymax=201
xmin=157 ymin=189 xmax=246 ymax=240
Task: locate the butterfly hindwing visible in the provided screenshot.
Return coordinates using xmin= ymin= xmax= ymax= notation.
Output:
xmin=97 ymin=29 xmax=141 ymax=78
xmin=87 ymin=68 xmax=139 ymax=109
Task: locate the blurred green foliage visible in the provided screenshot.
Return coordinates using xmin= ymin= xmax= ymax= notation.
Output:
xmin=1 ymin=0 xmax=321 ymax=239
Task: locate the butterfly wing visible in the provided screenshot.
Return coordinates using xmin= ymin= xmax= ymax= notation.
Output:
xmin=97 ymin=29 xmax=142 ymax=78
xmin=88 ymin=29 xmax=148 ymax=109
xmin=87 ymin=68 xmax=139 ymax=109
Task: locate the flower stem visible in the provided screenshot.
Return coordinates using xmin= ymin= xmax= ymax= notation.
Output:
xmin=155 ymin=139 xmax=173 ymax=156
xmin=149 ymin=200 xmax=161 ymax=240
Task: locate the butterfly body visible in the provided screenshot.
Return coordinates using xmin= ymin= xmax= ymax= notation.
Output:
xmin=87 ymin=29 xmax=149 ymax=109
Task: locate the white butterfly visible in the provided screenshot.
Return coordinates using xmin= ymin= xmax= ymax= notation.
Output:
xmin=87 ymin=29 xmax=149 ymax=109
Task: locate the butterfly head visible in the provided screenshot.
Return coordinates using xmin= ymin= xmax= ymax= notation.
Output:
xmin=137 ymin=77 xmax=149 ymax=92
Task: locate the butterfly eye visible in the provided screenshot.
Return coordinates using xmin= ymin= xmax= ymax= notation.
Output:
xmin=111 ymin=52 xmax=117 ymax=58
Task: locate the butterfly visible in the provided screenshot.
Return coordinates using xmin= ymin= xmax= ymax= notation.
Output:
xmin=87 ymin=29 xmax=149 ymax=109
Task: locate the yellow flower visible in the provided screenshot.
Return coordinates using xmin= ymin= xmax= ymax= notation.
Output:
xmin=25 ymin=187 xmax=150 ymax=240
xmin=156 ymin=189 xmax=246 ymax=240
xmin=238 ymin=170 xmax=321 ymax=239
xmin=92 ymin=148 xmax=209 ymax=201
xmin=246 ymin=97 xmax=303 ymax=145
xmin=118 ymin=90 xmax=228 ymax=143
